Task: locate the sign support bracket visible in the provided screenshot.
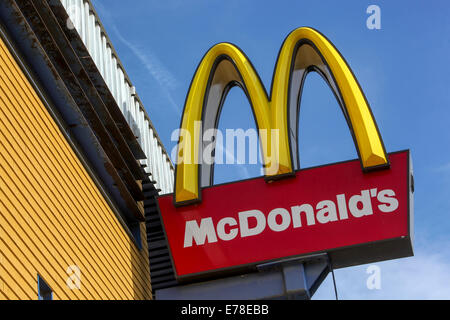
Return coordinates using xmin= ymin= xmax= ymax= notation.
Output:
xmin=156 ymin=253 xmax=331 ymax=300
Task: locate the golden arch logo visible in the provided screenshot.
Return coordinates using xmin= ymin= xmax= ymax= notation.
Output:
xmin=175 ymin=27 xmax=388 ymax=205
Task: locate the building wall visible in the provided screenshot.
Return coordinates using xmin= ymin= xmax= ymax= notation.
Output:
xmin=0 ymin=34 xmax=151 ymax=300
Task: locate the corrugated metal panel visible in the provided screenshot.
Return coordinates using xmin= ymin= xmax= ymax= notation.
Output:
xmin=60 ymin=0 xmax=174 ymax=195
xmin=0 ymin=34 xmax=152 ymax=299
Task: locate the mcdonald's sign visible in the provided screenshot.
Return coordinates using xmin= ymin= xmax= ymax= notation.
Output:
xmin=157 ymin=27 xmax=413 ymax=281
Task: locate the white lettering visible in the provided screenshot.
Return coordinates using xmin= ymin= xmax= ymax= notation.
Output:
xmin=182 ymin=187 xmax=399 ymax=247
xmin=377 ymin=189 xmax=399 ymax=213
xmin=349 ymin=190 xmax=373 ymax=217
xmin=217 ymin=217 xmax=238 ymax=241
xmin=291 ymin=204 xmax=315 ymax=227
xmin=239 ymin=210 xmax=266 ymax=237
xmin=267 ymin=208 xmax=291 ymax=232
xmin=316 ymin=200 xmax=338 ymax=224
xmin=336 ymin=194 xmax=348 ymax=220
xmin=184 ymin=218 xmax=217 ymax=248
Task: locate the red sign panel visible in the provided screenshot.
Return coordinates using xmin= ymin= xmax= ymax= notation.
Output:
xmin=157 ymin=151 xmax=413 ymax=280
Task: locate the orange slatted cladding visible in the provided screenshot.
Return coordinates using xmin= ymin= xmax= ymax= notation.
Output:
xmin=0 ymin=35 xmax=151 ymax=300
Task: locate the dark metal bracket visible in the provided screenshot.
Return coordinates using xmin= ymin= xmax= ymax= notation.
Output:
xmin=156 ymin=253 xmax=332 ymax=300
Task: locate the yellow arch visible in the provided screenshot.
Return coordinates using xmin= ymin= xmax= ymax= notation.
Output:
xmin=175 ymin=27 xmax=388 ymax=205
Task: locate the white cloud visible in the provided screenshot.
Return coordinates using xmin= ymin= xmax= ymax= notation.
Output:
xmin=313 ymin=243 xmax=450 ymax=300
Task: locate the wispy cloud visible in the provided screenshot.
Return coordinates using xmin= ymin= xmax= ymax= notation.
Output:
xmin=93 ymin=1 xmax=181 ymax=114
xmin=110 ymin=27 xmax=181 ymax=113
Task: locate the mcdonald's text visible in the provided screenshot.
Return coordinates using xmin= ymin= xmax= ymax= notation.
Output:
xmin=183 ymin=188 xmax=399 ymax=248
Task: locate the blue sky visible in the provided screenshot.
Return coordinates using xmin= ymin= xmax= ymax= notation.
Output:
xmin=92 ymin=0 xmax=450 ymax=299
